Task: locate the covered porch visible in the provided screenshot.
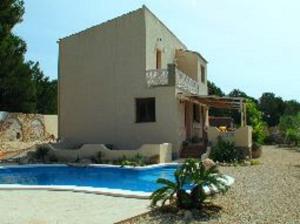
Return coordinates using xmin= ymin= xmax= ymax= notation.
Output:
xmin=178 ymin=94 xmax=252 ymax=158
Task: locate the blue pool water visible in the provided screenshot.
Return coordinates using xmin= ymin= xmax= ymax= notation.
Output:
xmin=0 ymin=165 xmax=178 ymax=192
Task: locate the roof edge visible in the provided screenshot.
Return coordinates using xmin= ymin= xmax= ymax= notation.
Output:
xmin=58 ymin=6 xmax=144 ymax=42
xmin=142 ymin=5 xmax=187 ymax=49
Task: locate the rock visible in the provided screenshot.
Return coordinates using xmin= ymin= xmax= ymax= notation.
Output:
xmin=17 ymin=156 xmax=30 ymax=164
xmin=177 ymin=209 xmax=185 ymax=216
xmin=244 ymin=161 xmax=251 ymax=166
xmin=148 ymin=154 xmax=160 ymax=164
xmin=183 ymin=210 xmax=193 ymax=221
xmin=203 ymin=158 xmax=216 ymax=170
xmin=79 ymin=158 xmax=93 ymax=164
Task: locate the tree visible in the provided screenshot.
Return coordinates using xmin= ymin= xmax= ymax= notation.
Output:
xmin=208 ymin=81 xmax=225 ymax=96
xmin=259 ymin=92 xmax=285 ymax=127
xmin=284 ymin=100 xmax=300 ymax=116
xmin=0 ymin=0 xmax=37 ymax=112
xmin=228 ymin=89 xmax=258 ymax=104
xmin=207 ymin=81 xmax=230 ymax=117
xmin=0 ymin=0 xmax=57 ymax=114
xmin=246 ymin=99 xmax=267 ymax=144
xmin=279 ymin=113 xmax=300 ymax=146
xmin=31 ymin=62 xmax=57 ymax=114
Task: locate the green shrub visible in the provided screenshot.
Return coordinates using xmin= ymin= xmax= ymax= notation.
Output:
xmin=279 ymin=113 xmax=300 ymax=146
xmin=34 ymin=145 xmax=50 ymax=162
xmin=250 ymin=159 xmax=261 ymax=166
xmin=246 ymin=100 xmax=267 ymax=144
xmin=150 ymin=159 xmax=228 ymax=210
xmin=210 ymin=138 xmax=239 ymax=163
xmin=117 ymin=154 xmax=146 ymax=167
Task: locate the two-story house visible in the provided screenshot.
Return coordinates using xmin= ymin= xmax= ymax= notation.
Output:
xmin=58 ymin=6 xmax=251 ymax=158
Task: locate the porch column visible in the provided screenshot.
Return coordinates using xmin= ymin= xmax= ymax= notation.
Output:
xmin=240 ymin=101 xmax=247 ymax=127
xmin=204 ymin=106 xmax=209 ymax=127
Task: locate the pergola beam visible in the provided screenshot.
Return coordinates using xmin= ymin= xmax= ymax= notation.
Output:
xmin=177 ymin=93 xmax=247 ymax=126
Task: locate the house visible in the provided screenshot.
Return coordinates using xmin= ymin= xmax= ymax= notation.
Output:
xmin=58 ymin=6 xmax=252 ymax=158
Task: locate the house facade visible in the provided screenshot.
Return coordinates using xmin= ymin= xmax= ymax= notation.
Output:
xmin=58 ymin=6 xmax=248 ymax=157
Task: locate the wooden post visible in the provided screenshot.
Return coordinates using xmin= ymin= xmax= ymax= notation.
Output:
xmin=240 ymin=100 xmax=244 ymax=127
xmin=243 ymin=102 xmax=247 ymax=126
xmin=240 ymin=101 xmax=247 ymax=127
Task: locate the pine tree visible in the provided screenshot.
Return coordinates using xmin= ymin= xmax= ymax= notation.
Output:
xmin=0 ymin=0 xmax=36 ymax=112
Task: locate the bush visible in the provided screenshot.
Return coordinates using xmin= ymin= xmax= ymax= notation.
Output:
xmin=246 ymin=100 xmax=267 ymax=144
xmin=150 ymin=159 xmax=228 ymax=210
xmin=209 ymin=138 xmax=239 ymax=163
xmin=116 ymin=154 xmax=146 ymax=167
xmin=251 ymin=142 xmax=262 ymax=158
xmin=34 ymin=145 xmax=50 ymax=162
xmin=279 ymin=113 xmax=300 ymax=146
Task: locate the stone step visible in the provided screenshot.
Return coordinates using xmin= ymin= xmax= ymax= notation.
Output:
xmin=180 ymin=144 xmax=207 ymax=158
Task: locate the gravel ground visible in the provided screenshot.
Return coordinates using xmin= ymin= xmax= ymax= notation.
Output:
xmin=124 ymin=146 xmax=300 ymax=224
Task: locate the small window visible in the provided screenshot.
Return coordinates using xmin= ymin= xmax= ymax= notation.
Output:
xmin=136 ymin=98 xmax=156 ymax=123
xmin=156 ymin=49 xmax=162 ymax=69
xmin=201 ymin=65 xmax=205 ymax=83
xmin=193 ymin=104 xmax=200 ymax=122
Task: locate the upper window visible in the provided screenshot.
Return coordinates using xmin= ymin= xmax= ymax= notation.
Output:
xmin=136 ymin=98 xmax=156 ymax=123
xmin=201 ymin=65 xmax=206 ymax=83
xmin=156 ymin=49 xmax=162 ymax=69
xmin=193 ymin=104 xmax=200 ymax=122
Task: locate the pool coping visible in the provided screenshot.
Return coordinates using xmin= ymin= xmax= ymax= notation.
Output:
xmin=0 ymin=163 xmax=235 ymax=198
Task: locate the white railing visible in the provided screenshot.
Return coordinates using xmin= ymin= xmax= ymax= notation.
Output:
xmin=145 ymin=69 xmax=169 ymax=87
xmin=145 ymin=68 xmax=202 ymax=95
xmin=175 ymin=69 xmax=200 ymax=95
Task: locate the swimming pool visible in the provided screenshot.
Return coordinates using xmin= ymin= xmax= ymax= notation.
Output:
xmin=0 ymin=164 xmax=234 ymax=198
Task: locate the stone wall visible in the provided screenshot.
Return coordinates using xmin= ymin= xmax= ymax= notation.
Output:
xmin=0 ymin=112 xmax=58 ymax=142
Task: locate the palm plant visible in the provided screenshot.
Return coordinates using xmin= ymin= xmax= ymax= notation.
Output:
xmin=150 ymin=169 xmax=192 ymax=209
xmin=150 ymin=159 xmax=228 ymax=210
xmin=184 ymin=159 xmax=228 ymax=208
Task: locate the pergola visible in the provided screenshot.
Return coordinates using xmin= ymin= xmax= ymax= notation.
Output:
xmin=178 ymin=93 xmax=247 ymax=127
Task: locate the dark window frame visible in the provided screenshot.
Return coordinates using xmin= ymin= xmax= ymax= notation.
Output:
xmin=135 ymin=97 xmax=156 ymax=123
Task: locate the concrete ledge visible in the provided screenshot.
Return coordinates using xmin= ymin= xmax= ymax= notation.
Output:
xmin=48 ymin=143 xmax=173 ymax=163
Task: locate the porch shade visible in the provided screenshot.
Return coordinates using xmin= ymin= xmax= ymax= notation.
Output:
xmin=178 ymin=93 xmax=247 ymax=126
xmin=179 ymin=94 xmax=244 ymax=110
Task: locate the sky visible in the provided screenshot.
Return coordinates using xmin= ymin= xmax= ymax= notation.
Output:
xmin=14 ymin=0 xmax=300 ymax=101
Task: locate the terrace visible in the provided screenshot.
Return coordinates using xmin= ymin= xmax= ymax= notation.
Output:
xmin=146 ymin=66 xmax=252 ymax=155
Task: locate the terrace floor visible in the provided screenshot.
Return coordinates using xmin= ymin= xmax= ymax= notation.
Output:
xmin=0 ymin=190 xmax=149 ymax=224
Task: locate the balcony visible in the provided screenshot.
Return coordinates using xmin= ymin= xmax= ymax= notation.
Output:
xmin=145 ymin=64 xmax=202 ymax=95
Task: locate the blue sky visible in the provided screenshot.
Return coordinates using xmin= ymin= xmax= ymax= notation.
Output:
xmin=14 ymin=0 xmax=300 ymax=100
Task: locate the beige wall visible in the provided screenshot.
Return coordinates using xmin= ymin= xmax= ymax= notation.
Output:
xmin=176 ymin=50 xmax=198 ymax=80
xmin=59 ymin=6 xmax=209 ymax=155
xmin=175 ymin=50 xmax=208 ymax=96
xmin=59 ymin=7 xmax=185 ymax=153
xmin=207 ymin=126 xmax=252 ymax=148
xmin=59 ymin=8 xmax=146 ymax=148
xmin=44 ymin=115 xmax=58 ymax=138
xmin=49 ymin=143 xmax=172 ymax=163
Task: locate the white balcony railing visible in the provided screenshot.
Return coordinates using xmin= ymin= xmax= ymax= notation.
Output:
xmin=145 ymin=67 xmax=202 ymax=95
xmin=145 ymin=69 xmax=169 ymax=87
xmin=175 ymin=69 xmax=200 ymax=95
